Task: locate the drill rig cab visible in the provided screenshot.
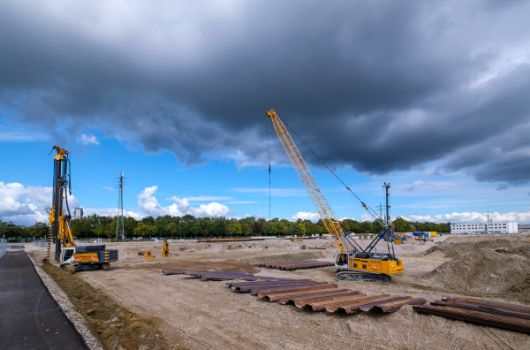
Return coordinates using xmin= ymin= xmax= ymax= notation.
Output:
xmin=48 ymin=146 xmax=118 ymax=271
xmin=267 ymin=109 xmax=403 ymax=282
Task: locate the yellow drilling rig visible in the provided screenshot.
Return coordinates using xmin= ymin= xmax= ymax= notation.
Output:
xmin=267 ymin=109 xmax=403 ymax=282
xmin=47 ymin=146 xmax=118 ymax=271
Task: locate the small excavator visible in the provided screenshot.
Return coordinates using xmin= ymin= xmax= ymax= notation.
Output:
xmin=267 ymin=109 xmax=403 ymax=282
xmin=47 ymin=146 xmax=118 ymax=272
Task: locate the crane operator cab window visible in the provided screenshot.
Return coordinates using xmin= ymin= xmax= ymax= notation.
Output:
xmin=62 ymin=248 xmax=74 ymax=262
xmin=336 ymin=253 xmax=348 ymax=268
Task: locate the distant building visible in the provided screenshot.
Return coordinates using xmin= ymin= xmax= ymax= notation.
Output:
xmin=518 ymin=223 xmax=530 ymax=233
xmin=450 ymin=222 xmax=518 ymax=235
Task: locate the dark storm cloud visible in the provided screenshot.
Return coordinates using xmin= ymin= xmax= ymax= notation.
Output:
xmin=1 ymin=0 xmax=530 ymax=184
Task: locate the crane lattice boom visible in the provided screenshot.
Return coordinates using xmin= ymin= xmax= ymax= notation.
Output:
xmin=267 ymin=109 xmax=360 ymax=253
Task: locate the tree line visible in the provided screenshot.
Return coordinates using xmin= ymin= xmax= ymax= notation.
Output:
xmin=0 ymin=215 xmax=449 ymax=241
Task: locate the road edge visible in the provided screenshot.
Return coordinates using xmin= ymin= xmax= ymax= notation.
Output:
xmin=27 ymin=254 xmax=104 ymax=350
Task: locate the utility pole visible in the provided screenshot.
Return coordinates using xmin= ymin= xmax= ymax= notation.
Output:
xmin=376 ymin=203 xmax=384 ymax=221
xmin=485 ymin=211 xmax=490 ymax=235
xmin=383 ymin=183 xmax=391 ymax=227
xmin=74 ymin=207 xmax=84 ymax=219
xmin=116 ymin=171 xmax=125 ymax=241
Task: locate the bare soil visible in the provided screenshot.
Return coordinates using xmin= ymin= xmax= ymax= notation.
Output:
xmin=41 ymin=263 xmax=182 ymax=350
xmin=29 ymin=235 xmax=530 ymax=350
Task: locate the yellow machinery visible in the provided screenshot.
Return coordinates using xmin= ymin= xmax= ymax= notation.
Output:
xmin=47 ymin=146 xmax=76 ymax=262
xmin=267 ymin=109 xmax=403 ymax=282
xmin=395 ymin=232 xmax=408 ymax=245
xmin=47 ymin=146 xmax=118 ymax=271
xmin=162 ymin=240 xmax=170 ymax=257
xmin=144 ymin=250 xmax=155 ymax=260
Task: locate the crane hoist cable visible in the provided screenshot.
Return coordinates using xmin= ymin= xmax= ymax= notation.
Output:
xmin=283 ymin=120 xmax=383 ymax=224
xmin=267 ymin=126 xmax=272 ymax=220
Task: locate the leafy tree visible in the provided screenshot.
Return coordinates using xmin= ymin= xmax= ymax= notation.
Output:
xmin=225 ymin=220 xmax=242 ymax=235
xmin=134 ymin=221 xmax=157 ymax=238
xmin=1 ymin=214 xmax=449 ymax=241
xmin=296 ymin=221 xmax=306 ymax=235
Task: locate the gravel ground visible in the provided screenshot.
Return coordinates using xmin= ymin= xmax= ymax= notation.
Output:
xmin=27 ymin=236 xmax=530 ymax=349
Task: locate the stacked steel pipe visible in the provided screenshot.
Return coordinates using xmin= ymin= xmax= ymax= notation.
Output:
xmin=164 ymin=270 xmax=423 ymax=314
xmin=227 ymin=280 xmax=425 ymax=314
xmin=162 ymin=270 xmax=290 ymax=281
xmin=414 ymin=297 xmax=530 ymax=334
xmin=256 ymin=260 xmax=334 ymax=270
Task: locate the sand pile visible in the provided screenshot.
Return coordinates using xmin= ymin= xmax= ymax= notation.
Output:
xmin=424 ymin=236 xmax=530 ymax=302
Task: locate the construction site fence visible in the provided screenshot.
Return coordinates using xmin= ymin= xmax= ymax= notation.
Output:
xmin=0 ymin=239 xmax=6 ymax=258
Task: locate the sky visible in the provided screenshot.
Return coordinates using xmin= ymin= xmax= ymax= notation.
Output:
xmin=1 ymin=0 xmax=530 ymax=225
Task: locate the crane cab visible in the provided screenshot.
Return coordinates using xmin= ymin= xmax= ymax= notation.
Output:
xmin=60 ymin=247 xmax=76 ymax=265
xmin=335 ymin=252 xmax=403 ymax=282
xmin=59 ymin=245 xmax=118 ymax=272
xmin=349 ymin=257 xmax=403 ymax=275
xmin=335 ymin=252 xmax=403 ymax=275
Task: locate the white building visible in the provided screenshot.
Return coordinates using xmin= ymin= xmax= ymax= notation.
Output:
xmin=450 ymin=222 xmax=518 ymax=235
xmin=518 ymin=223 xmax=530 ymax=233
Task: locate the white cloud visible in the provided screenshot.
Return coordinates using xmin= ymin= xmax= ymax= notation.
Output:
xmin=0 ymin=128 xmax=48 ymax=142
xmin=291 ymin=211 xmax=320 ymax=223
xmin=0 ymin=182 xmax=51 ymax=225
xmin=360 ymin=213 xmax=377 ymax=222
xmin=82 ymin=207 xmax=141 ymax=220
xmin=138 ymin=186 xmax=230 ymax=218
xmin=228 ymin=200 xmax=259 ymax=205
xmin=404 ymin=211 xmax=530 ymax=224
xmin=79 ymin=133 xmax=100 ymax=146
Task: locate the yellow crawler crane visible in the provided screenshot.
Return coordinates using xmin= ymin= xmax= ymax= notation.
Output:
xmin=267 ymin=109 xmax=403 ymax=282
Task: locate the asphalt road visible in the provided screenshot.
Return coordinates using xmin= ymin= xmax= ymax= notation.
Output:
xmin=0 ymin=250 xmax=87 ymax=350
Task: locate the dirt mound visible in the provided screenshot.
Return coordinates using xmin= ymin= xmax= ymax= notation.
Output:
xmin=425 ymin=237 xmax=530 ymax=302
xmin=425 ymin=236 xmax=528 ymax=257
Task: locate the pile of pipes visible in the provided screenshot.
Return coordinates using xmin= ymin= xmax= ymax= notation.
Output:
xmin=227 ymin=279 xmax=425 ymax=315
xmin=197 ymin=238 xmax=264 ymax=243
xmin=414 ymin=297 xmax=530 ymax=334
xmin=164 ymin=269 xmax=530 ymax=329
xmin=256 ymin=260 xmax=334 ymax=271
xmin=162 ymin=270 xmax=293 ymax=282
xmin=163 ymin=270 xmax=423 ymax=315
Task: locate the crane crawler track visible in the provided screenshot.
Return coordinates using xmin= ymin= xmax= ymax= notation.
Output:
xmin=336 ymin=270 xmax=391 ymax=282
